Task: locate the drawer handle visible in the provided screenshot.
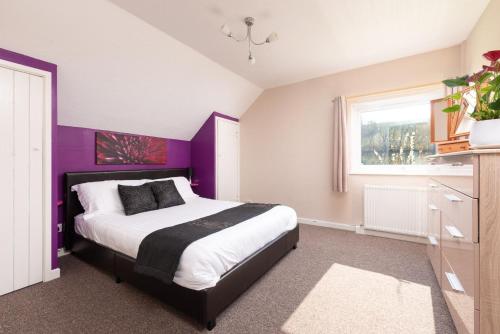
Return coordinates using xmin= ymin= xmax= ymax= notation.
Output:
xmin=445 ymin=272 xmax=465 ymax=293
xmin=445 ymin=225 xmax=464 ymax=239
xmin=444 ymin=194 xmax=463 ymax=202
xmin=427 ymin=236 xmax=438 ymax=246
xmin=428 ymin=183 xmax=439 ymax=189
xmin=428 ymin=204 xmax=439 ymax=211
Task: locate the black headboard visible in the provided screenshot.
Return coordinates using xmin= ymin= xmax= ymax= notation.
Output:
xmin=64 ymin=168 xmax=190 ymax=250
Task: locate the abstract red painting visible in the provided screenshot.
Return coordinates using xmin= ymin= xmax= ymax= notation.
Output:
xmin=96 ymin=131 xmax=167 ymax=165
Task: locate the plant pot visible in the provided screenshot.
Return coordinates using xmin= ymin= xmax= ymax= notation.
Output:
xmin=469 ymin=119 xmax=500 ymax=147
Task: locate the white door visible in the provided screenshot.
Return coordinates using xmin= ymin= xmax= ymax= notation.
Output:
xmin=216 ymin=117 xmax=240 ymax=201
xmin=0 ymin=66 xmax=44 ymax=296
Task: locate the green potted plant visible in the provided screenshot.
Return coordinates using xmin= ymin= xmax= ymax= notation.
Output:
xmin=442 ymin=50 xmax=500 ymax=147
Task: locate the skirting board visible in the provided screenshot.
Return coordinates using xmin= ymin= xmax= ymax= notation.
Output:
xmin=58 ymin=248 xmax=71 ymax=257
xmin=356 ymin=226 xmax=427 ymax=244
xmin=298 ymin=218 xmax=356 ymax=232
xmin=298 ymin=218 xmax=427 ymax=244
xmin=44 ymin=268 xmax=60 ymax=282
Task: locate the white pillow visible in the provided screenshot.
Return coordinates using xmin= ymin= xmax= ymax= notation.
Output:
xmin=71 ymin=179 xmax=149 ymax=219
xmin=152 ymin=176 xmax=198 ymax=201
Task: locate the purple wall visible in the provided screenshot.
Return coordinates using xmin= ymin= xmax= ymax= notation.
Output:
xmin=56 ymin=125 xmax=191 ymax=246
xmin=191 ymin=112 xmax=238 ymax=199
xmin=0 ymin=48 xmax=236 ymax=271
xmin=0 ymin=48 xmax=59 ymax=269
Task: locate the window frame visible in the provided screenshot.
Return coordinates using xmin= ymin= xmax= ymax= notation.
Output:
xmin=348 ymin=85 xmax=472 ymax=176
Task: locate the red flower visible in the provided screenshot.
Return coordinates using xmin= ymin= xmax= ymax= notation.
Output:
xmin=483 ymin=50 xmax=500 ymax=62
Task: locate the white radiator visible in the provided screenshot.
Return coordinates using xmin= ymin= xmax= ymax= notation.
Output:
xmin=363 ymin=185 xmax=428 ymax=236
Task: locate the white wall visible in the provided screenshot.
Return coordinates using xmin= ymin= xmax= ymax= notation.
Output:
xmin=239 ymin=0 xmax=498 ymax=226
xmin=461 ymin=0 xmax=500 ymax=74
xmin=240 ymin=47 xmax=462 ymax=225
xmin=0 ymin=0 xmax=262 ymax=140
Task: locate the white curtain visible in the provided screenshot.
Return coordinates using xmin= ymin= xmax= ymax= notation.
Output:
xmin=332 ymin=96 xmax=349 ymax=192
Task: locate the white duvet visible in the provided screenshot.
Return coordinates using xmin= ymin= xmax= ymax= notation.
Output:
xmin=75 ymin=197 xmax=297 ymax=290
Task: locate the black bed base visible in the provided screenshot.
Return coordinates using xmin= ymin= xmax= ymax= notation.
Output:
xmin=64 ymin=169 xmax=299 ymax=330
xmin=71 ymin=226 xmax=299 ymax=330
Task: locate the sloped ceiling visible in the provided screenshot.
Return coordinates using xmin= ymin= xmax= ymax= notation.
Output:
xmin=0 ymin=0 xmax=262 ymax=140
xmin=110 ymin=0 xmax=490 ymax=89
xmin=0 ymin=0 xmax=489 ymax=140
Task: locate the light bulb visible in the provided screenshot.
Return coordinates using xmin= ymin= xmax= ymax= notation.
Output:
xmin=248 ymin=54 xmax=256 ymax=65
xmin=266 ymin=32 xmax=278 ymax=43
xmin=221 ymin=24 xmax=232 ymax=37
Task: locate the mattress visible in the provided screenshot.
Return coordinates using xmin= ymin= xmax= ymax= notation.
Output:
xmin=75 ymin=197 xmax=297 ymax=290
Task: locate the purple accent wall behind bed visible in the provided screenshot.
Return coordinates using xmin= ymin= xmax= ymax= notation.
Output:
xmin=0 ymin=48 xmax=59 ymax=269
xmin=0 ymin=48 xmax=237 ymax=270
xmin=191 ymin=112 xmax=238 ymax=199
xmin=56 ymin=125 xmax=191 ymax=247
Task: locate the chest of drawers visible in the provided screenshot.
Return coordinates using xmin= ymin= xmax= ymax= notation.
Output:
xmin=427 ymin=151 xmax=500 ymax=334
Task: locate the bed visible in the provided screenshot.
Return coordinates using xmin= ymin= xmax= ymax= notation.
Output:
xmin=64 ymin=168 xmax=299 ymax=330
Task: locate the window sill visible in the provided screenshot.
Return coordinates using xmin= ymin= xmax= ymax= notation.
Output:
xmin=350 ymin=166 xmax=473 ymax=177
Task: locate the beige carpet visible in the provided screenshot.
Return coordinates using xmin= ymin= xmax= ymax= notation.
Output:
xmin=0 ymin=225 xmax=456 ymax=334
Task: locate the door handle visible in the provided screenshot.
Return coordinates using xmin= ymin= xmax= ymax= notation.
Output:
xmin=444 ymin=194 xmax=462 ymax=202
xmin=428 ymin=204 xmax=439 ymax=211
xmin=445 ymin=272 xmax=465 ymax=293
xmin=427 ymin=236 xmax=438 ymax=246
xmin=445 ymin=225 xmax=464 ymax=239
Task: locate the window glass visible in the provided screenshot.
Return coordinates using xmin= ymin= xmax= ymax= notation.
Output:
xmin=360 ymin=101 xmax=436 ymax=165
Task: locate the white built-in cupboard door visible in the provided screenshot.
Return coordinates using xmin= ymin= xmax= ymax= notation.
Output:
xmin=0 ymin=67 xmax=15 ymax=296
xmin=216 ymin=117 xmax=240 ymax=201
xmin=13 ymin=71 xmax=30 ymax=290
xmin=0 ymin=68 xmax=44 ymax=296
xmin=28 ymin=75 xmax=44 ymax=286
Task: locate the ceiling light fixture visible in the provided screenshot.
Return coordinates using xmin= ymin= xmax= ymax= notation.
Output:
xmin=220 ymin=17 xmax=278 ymax=65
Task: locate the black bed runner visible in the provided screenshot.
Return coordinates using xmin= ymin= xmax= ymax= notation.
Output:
xmin=134 ymin=203 xmax=278 ymax=284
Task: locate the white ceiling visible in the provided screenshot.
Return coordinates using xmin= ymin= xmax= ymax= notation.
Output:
xmin=110 ymin=0 xmax=489 ymax=89
xmin=0 ymin=0 xmax=261 ymax=140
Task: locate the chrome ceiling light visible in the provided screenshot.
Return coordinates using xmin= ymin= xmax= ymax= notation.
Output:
xmin=221 ymin=17 xmax=278 ymax=65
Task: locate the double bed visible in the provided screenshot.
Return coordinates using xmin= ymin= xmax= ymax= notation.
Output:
xmin=64 ymin=168 xmax=299 ymax=330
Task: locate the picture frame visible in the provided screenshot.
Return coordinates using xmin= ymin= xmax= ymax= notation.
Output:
xmin=450 ymin=89 xmax=475 ymax=138
xmin=431 ymin=87 xmax=474 ymax=144
xmin=430 ymin=98 xmax=451 ymax=143
xmin=96 ymin=131 xmax=167 ymax=165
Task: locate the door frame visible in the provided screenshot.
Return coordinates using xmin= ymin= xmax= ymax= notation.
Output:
xmin=215 ymin=116 xmax=240 ymax=201
xmin=0 ymin=58 xmax=59 ymax=282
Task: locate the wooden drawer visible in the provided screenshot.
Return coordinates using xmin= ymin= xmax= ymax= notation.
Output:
xmin=441 ymin=214 xmax=479 ymax=308
xmin=430 ymin=152 xmax=500 ymax=333
xmin=475 ymin=308 xmax=480 ymax=333
xmin=427 ymin=182 xmax=442 ymax=285
xmin=442 ymin=255 xmax=476 ymax=334
xmin=429 ymin=154 xmax=478 ymax=198
xmin=438 ymin=184 xmax=478 ymax=243
xmin=437 ymin=140 xmax=470 ymax=154
xmin=428 ymin=181 xmax=442 ymax=207
xmin=427 ymin=240 xmax=441 ymax=286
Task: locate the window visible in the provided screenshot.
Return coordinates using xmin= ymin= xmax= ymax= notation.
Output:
xmin=349 ymin=85 xmax=471 ymax=175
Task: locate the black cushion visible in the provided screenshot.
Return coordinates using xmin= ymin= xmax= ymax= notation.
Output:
xmin=150 ymin=180 xmax=185 ymax=209
xmin=118 ymin=183 xmax=158 ymax=216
